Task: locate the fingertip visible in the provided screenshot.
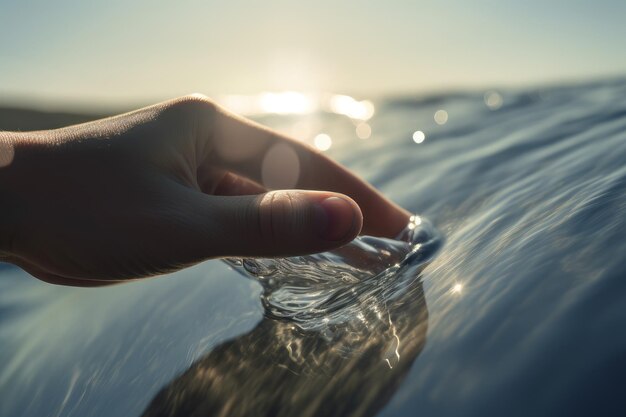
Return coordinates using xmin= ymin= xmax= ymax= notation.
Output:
xmin=313 ymin=194 xmax=363 ymax=243
xmin=214 ymin=190 xmax=364 ymax=258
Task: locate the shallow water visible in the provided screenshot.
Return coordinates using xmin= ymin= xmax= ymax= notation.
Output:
xmin=2 ymin=78 xmax=626 ymax=416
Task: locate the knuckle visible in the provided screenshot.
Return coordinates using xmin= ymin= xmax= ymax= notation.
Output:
xmin=257 ymin=191 xmax=296 ymax=249
xmin=162 ymin=94 xmax=218 ymax=123
xmin=246 ymin=194 xmax=274 ymax=247
xmin=268 ymin=191 xmax=299 ymax=238
xmin=177 ymin=93 xmax=215 ymax=108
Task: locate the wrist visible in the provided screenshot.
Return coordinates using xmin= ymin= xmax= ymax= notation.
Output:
xmin=0 ymin=131 xmax=19 ymax=256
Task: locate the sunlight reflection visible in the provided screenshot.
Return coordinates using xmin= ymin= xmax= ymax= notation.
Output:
xmin=219 ymin=92 xmax=316 ymax=115
xmin=218 ymin=92 xmax=376 ymax=121
xmin=314 ymin=133 xmax=332 ymax=151
xmin=451 ymin=283 xmax=463 ymax=295
xmin=259 ymin=91 xmax=315 ymax=114
xmin=356 ymin=122 xmax=372 ymax=139
xmin=412 ymin=130 xmax=426 ymax=144
xmin=434 ymin=109 xmax=448 ymax=125
xmin=484 ymin=91 xmax=503 ymax=110
xmin=407 ymin=215 xmax=422 ymax=230
xmin=383 ymin=329 xmax=401 ymax=369
xmin=329 ymin=95 xmax=375 ymax=120
xmin=219 ymin=94 xmax=260 ymax=115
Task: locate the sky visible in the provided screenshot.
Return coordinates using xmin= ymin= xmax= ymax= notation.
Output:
xmin=1 ymin=0 xmax=625 ymax=108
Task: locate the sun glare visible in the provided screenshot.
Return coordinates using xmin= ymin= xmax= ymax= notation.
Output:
xmin=258 ymin=91 xmax=315 ymax=114
xmin=218 ymin=92 xmax=376 ymax=122
xmin=329 ymin=95 xmax=375 ymax=120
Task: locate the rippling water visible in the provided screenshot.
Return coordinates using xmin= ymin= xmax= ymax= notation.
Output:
xmin=2 ymin=78 xmax=626 ymax=417
xmin=224 ymin=215 xmax=441 ymax=331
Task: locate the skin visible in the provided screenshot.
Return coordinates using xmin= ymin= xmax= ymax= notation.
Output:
xmin=0 ymin=95 xmax=410 ymax=287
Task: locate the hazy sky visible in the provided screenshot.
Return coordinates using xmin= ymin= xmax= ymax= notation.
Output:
xmin=1 ymin=0 xmax=625 ymax=107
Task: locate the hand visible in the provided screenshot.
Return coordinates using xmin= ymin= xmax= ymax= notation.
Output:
xmin=0 ymin=95 xmax=409 ymax=286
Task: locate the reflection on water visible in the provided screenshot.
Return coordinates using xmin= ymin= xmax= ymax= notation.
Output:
xmin=218 ymin=92 xmax=375 ymax=121
xmin=143 ymin=266 xmax=429 ymax=417
xmin=2 ymin=78 xmax=626 ymax=416
xmin=142 ymin=217 xmax=440 ymax=416
xmin=224 ymin=215 xmax=440 ymax=331
xmin=412 ymin=130 xmax=426 ymax=144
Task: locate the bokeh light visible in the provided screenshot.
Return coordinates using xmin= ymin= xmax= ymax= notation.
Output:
xmin=434 ymin=109 xmax=448 ymax=125
xmin=412 ymin=130 xmax=426 ymax=144
xmin=314 ymin=133 xmax=333 ymax=151
xmin=261 ymin=143 xmax=300 ymax=189
xmin=407 ymin=215 xmax=422 ymax=230
xmin=484 ymin=91 xmax=503 ymax=110
xmin=356 ymin=122 xmax=372 ymax=139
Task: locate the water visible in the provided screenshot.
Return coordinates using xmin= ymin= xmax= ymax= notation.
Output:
xmin=224 ymin=215 xmax=441 ymax=331
xmin=1 ymin=78 xmax=626 ymax=416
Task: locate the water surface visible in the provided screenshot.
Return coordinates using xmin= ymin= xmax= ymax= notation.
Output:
xmin=2 ymin=78 xmax=626 ymax=416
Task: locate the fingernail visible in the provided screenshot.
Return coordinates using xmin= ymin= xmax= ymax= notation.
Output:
xmin=315 ymin=197 xmax=356 ymax=241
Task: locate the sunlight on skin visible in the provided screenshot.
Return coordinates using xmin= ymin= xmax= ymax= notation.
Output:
xmin=0 ymin=133 xmax=16 ymax=168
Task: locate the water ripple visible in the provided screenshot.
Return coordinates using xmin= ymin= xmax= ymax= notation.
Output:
xmin=225 ymin=216 xmax=442 ymax=331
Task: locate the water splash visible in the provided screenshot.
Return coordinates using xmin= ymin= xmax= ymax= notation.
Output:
xmin=225 ymin=215 xmax=442 ymax=331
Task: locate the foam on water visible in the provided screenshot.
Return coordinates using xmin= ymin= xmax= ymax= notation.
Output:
xmin=225 ymin=215 xmax=442 ymax=331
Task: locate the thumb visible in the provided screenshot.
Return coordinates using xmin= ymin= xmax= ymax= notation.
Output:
xmin=209 ymin=190 xmax=363 ymax=258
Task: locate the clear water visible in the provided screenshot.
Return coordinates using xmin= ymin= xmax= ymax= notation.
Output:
xmin=224 ymin=215 xmax=441 ymax=331
xmin=1 ymin=78 xmax=626 ymax=417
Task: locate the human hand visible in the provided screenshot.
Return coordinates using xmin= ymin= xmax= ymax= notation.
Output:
xmin=0 ymin=95 xmax=410 ymax=286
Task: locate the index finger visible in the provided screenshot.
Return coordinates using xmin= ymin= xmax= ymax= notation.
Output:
xmin=206 ymin=104 xmax=410 ymax=238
